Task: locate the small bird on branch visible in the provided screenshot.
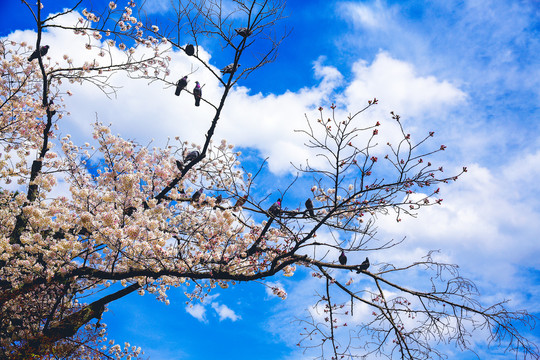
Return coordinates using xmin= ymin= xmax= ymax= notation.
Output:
xmin=184 ymin=150 xmax=199 ymax=163
xmin=339 ymin=250 xmax=347 ymax=266
xmin=175 ymin=76 xmax=188 ymax=96
xmin=268 ymin=199 xmax=281 ymax=217
xmin=356 ymin=257 xmax=370 ymax=273
xmin=235 ymin=27 xmax=253 ymax=37
xmin=305 ymin=198 xmax=315 ymax=217
xmin=221 ymin=63 xmax=241 ymax=74
xmin=28 ymin=45 xmax=49 ymax=61
xmin=193 ymin=81 xmax=202 ymax=106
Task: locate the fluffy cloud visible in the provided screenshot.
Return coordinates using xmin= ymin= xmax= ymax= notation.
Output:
xmin=5 ymin=10 xmax=467 ymax=176
xmin=211 ymin=302 xmax=241 ymax=322
xmin=185 ymin=303 xmax=207 ymax=323
xmin=344 ymin=52 xmax=466 ymax=117
xmin=374 ymin=160 xmax=540 ymax=295
xmin=184 ymin=294 xmax=240 ymax=322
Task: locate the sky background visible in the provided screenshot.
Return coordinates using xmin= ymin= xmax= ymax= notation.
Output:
xmin=1 ymin=0 xmax=540 ymax=359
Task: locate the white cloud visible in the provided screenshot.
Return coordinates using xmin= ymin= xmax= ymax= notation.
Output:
xmin=185 ymin=294 xmax=240 ymax=322
xmin=345 ymin=52 xmax=467 ymax=118
xmin=185 ymin=303 xmax=207 ymax=322
xmin=211 ymin=302 xmax=241 ymax=321
xmin=338 ymin=0 xmax=396 ymax=30
xmin=374 ymin=161 xmax=540 ymax=291
xmin=5 ymin=13 xmax=466 ymax=177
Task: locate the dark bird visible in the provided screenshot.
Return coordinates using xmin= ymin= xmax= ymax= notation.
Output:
xmin=192 ymin=188 xmax=203 ymax=202
xmin=339 ymin=250 xmax=347 ymax=266
xmin=175 ymin=159 xmax=184 ymax=171
xmin=184 ymin=150 xmax=200 ymax=163
xmin=234 ymin=195 xmax=248 ymax=209
xmin=215 ymin=194 xmax=222 ymax=204
xmin=221 ymin=63 xmax=241 ymax=74
xmin=28 ymin=45 xmax=49 ymax=61
xmin=268 ymin=199 xmax=281 ymax=217
xmin=193 ymin=81 xmax=202 ymax=106
xmin=305 ymin=198 xmax=315 ymax=217
xmin=185 ymin=44 xmax=195 ymax=56
xmin=175 ymin=76 xmax=188 ymax=96
xmin=356 ymin=257 xmax=370 ymax=273
xmin=124 ymin=206 xmax=137 ymax=216
xmin=235 ymin=27 xmax=253 ymax=37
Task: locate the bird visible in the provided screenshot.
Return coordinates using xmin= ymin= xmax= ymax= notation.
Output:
xmin=233 ymin=195 xmax=248 ymax=209
xmin=339 ymin=250 xmax=347 ymax=266
xmin=193 ymin=81 xmax=202 ymax=106
xmin=175 ymin=159 xmax=184 ymax=171
xmin=28 ymin=45 xmax=49 ymax=61
xmin=235 ymin=27 xmax=252 ymax=37
xmin=305 ymin=198 xmax=315 ymax=217
xmin=185 ymin=44 xmax=195 ymax=56
xmin=221 ymin=63 xmax=241 ymax=74
xmin=215 ymin=194 xmax=222 ymax=204
xmin=184 ymin=150 xmax=199 ymax=163
xmin=356 ymin=257 xmax=370 ymax=273
xmin=268 ymin=199 xmax=281 ymax=217
xmin=175 ymin=76 xmax=188 ymax=96
xmin=124 ymin=206 xmax=137 ymax=216
xmin=191 ymin=188 xmax=203 ymax=202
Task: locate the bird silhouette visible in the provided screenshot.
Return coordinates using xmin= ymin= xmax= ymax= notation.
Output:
xmin=185 ymin=44 xmax=195 ymax=56
xmin=235 ymin=27 xmax=252 ymax=37
xmin=215 ymin=194 xmax=222 ymax=204
xmin=193 ymin=81 xmax=202 ymax=106
xmin=339 ymin=250 xmax=347 ymax=266
xmin=28 ymin=45 xmax=49 ymax=61
xmin=184 ymin=150 xmax=200 ymax=163
xmin=175 ymin=76 xmax=188 ymax=96
xmin=268 ymin=199 xmax=281 ymax=217
xmin=234 ymin=195 xmax=248 ymax=209
xmin=305 ymin=198 xmax=315 ymax=217
xmin=221 ymin=63 xmax=240 ymax=74
xmin=356 ymin=257 xmax=370 ymax=273
xmin=192 ymin=188 xmax=203 ymax=202
xmin=124 ymin=206 xmax=137 ymax=216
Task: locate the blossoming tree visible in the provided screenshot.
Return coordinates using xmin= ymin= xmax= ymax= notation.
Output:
xmin=0 ymin=0 xmax=538 ymax=359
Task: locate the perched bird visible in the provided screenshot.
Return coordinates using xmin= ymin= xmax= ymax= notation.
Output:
xmin=339 ymin=250 xmax=347 ymax=266
xmin=221 ymin=63 xmax=241 ymax=74
xmin=193 ymin=81 xmax=202 ymax=106
xmin=268 ymin=199 xmax=281 ymax=217
xmin=185 ymin=44 xmax=195 ymax=56
xmin=184 ymin=150 xmax=200 ymax=163
xmin=305 ymin=198 xmax=315 ymax=217
xmin=357 ymin=257 xmax=370 ymax=273
xmin=28 ymin=45 xmax=49 ymax=61
xmin=235 ymin=27 xmax=253 ymax=37
xmin=215 ymin=194 xmax=223 ymax=204
xmin=234 ymin=195 xmax=248 ymax=209
xmin=124 ymin=206 xmax=137 ymax=216
xmin=175 ymin=159 xmax=184 ymax=171
xmin=175 ymin=76 xmax=188 ymax=96
xmin=192 ymin=188 xmax=203 ymax=202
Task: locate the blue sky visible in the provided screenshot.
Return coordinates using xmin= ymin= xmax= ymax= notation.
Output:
xmin=1 ymin=0 xmax=539 ymax=359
